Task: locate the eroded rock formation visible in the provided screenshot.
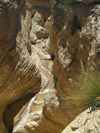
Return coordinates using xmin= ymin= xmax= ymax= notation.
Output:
xmin=0 ymin=0 xmax=100 ymax=133
xmin=0 ymin=1 xmax=41 ymax=132
xmin=62 ymin=109 xmax=100 ymax=133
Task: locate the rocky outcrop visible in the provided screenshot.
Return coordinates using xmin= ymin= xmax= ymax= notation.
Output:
xmin=50 ymin=0 xmax=100 ymax=124
xmin=12 ymin=7 xmax=55 ymax=132
xmin=62 ymin=109 xmax=100 ymax=133
xmin=38 ymin=0 xmax=100 ymax=132
xmin=0 ymin=0 xmax=100 ymax=133
xmin=0 ymin=1 xmax=41 ymax=132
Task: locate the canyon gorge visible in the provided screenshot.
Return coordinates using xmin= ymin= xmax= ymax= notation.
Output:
xmin=0 ymin=0 xmax=100 ymax=132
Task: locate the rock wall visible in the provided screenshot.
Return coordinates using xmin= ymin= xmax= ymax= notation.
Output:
xmin=62 ymin=109 xmax=100 ymax=133
xmin=51 ymin=0 xmax=100 ymax=129
xmin=41 ymin=0 xmax=100 ymax=132
xmin=34 ymin=1 xmax=100 ymax=132
xmin=0 ymin=0 xmax=100 ymax=133
xmin=0 ymin=0 xmax=41 ymax=132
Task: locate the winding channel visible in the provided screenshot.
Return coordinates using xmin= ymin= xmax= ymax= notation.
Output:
xmin=15 ymin=44 xmax=54 ymax=125
xmin=22 ymin=44 xmax=54 ymax=118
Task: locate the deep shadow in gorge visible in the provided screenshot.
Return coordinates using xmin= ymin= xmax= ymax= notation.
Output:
xmin=3 ymin=93 xmax=37 ymax=133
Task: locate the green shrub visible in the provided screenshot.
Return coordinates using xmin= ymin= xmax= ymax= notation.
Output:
xmin=54 ymin=74 xmax=58 ymax=88
xmin=88 ymin=99 xmax=100 ymax=113
xmin=70 ymin=72 xmax=100 ymax=107
xmin=64 ymin=0 xmax=73 ymax=6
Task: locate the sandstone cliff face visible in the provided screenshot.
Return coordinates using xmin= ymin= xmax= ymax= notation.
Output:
xmin=0 ymin=0 xmax=100 ymax=133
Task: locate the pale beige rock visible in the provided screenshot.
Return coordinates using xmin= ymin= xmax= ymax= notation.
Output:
xmin=1 ymin=0 xmax=100 ymax=133
xmin=0 ymin=1 xmax=41 ymax=132
xmin=62 ymin=109 xmax=100 ymax=133
xmin=15 ymin=2 xmax=100 ymax=133
xmin=30 ymin=16 xmax=49 ymax=44
xmin=12 ymin=9 xmax=55 ymax=133
xmin=33 ymin=12 xmax=44 ymax=26
xmin=13 ymin=111 xmax=43 ymax=133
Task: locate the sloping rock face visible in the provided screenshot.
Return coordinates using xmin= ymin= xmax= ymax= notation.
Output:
xmin=62 ymin=109 xmax=100 ymax=133
xmin=12 ymin=1 xmax=57 ymax=133
xmin=1 ymin=0 xmax=54 ymax=133
xmin=42 ymin=0 xmax=100 ymax=132
xmin=50 ymin=0 xmax=100 ymax=123
xmin=0 ymin=0 xmax=41 ymax=132
xmin=1 ymin=0 xmax=100 ymax=133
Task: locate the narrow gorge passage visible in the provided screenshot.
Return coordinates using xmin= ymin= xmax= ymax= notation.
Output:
xmin=23 ymin=43 xmax=55 ymax=113
xmin=13 ymin=42 xmax=55 ymax=131
xmin=1 ymin=0 xmax=100 ymax=132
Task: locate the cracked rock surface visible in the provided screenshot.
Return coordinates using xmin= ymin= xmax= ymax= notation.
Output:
xmin=1 ymin=0 xmax=100 ymax=133
xmin=62 ymin=109 xmax=100 ymax=133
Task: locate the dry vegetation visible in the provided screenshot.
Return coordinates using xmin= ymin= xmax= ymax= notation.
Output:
xmin=69 ymin=71 xmax=100 ymax=108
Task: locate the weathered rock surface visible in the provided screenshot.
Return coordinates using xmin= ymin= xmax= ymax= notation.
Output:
xmin=12 ymin=8 xmax=56 ymax=132
xmin=62 ymin=109 xmax=100 ymax=133
xmin=0 ymin=1 xmax=41 ymax=132
xmin=27 ymin=0 xmax=51 ymax=20
xmin=42 ymin=0 xmax=100 ymax=132
xmin=51 ymin=1 xmax=100 ymax=123
xmin=0 ymin=0 xmax=100 ymax=133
